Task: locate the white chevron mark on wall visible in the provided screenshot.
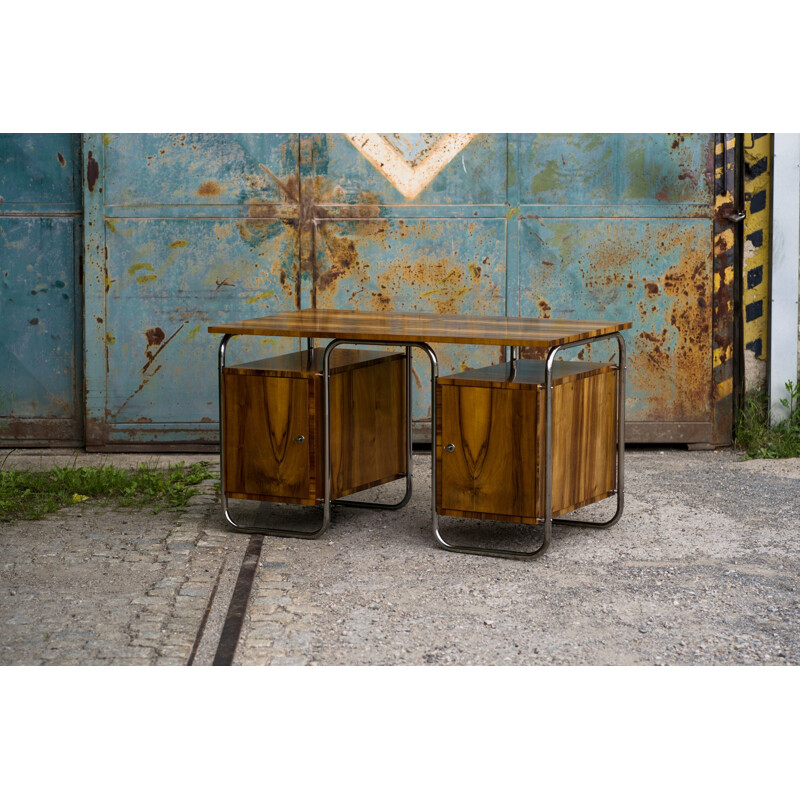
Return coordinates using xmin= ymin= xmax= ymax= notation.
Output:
xmin=345 ymin=133 xmax=477 ymax=200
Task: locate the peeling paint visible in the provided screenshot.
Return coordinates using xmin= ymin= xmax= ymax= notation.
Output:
xmin=86 ymin=151 xmax=99 ymax=192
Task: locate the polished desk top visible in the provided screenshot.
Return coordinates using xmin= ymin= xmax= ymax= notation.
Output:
xmin=209 ymin=310 xmax=631 ymax=348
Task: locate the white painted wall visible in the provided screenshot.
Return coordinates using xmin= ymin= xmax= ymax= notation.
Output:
xmin=769 ymin=134 xmax=800 ymax=424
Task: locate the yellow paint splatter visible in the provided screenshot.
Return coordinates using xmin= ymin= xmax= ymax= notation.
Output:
xmin=105 ymin=332 xmax=116 ymax=345
xmin=128 ymin=262 xmax=153 ymax=275
xmin=245 ymin=290 xmax=276 ymax=304
xmin=136 ymin=274 xmax=158 ymax=284
xmin=169 ymin=240 xmax=188 ymax=249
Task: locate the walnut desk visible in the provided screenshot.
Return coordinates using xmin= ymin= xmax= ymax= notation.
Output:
xmin=209 ymin=310 xmax=631 ymax=560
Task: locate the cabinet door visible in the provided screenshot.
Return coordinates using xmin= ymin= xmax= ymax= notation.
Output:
xmin=223 ymin=374 xmax=311 ymax=502
xmin=438 ymin=384 xmax=540 ymax=523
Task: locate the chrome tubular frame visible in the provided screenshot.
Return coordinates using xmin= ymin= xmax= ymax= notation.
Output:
xmin=219 ymin=329 xmax=626 ymax=560
xmin=218 ymin=335 xmax=417 ymax=538
xmin=433 ymin=331 xmax=626 ymax=559
xmin=552 ymin=331 xmax=627 ymax=530
xmin=218 ymin=333 xmax=330 ymax=538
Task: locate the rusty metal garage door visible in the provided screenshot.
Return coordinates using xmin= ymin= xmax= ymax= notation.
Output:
xmin=80 ymin=133 xmax=734 ymax=449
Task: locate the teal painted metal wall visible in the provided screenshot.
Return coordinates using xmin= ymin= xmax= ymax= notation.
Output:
xmin=0 ymin=134 xmax=83 ymax=445
xmin=1 ymin=133 xmax=734 ymax=449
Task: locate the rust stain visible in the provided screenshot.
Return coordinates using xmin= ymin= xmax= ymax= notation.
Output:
xmin=197 ymin=180 xmax=223 ymax=197
xmin=133 ymin=323 xmax=186 ymax=397
xmin=57 ymin=152 xmax=66 ymax=167
xmin=259 ymin=164 xmax=300 ymax=204
xmin=318 ymin=235 xmax=359 ymax=292
xmin=537 ymin=299 xmax=551 ymax=317
xmin=713 ymin=201 xmax=737 ymax=226
xmin=86 ymin=151 xmax=99 ymax=192
xmin=557 ymin=220 xmax=714 ymax=423
xmin=214 ymin=278 xmax=235 ymax=290
xmin=145 ymin=327 xmax=165 ymax=346
xmin=670 ymin=134 xmax=686 ymax=150
xmin=639 ymin=330 xmax=667 ymax=344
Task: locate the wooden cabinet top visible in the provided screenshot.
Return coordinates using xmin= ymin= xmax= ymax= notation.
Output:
xmin=438 ymin=360 xmax=616 ymax=390
xmin=224 ymin=348 xmax=404 ymax=378
xmin=209 ymin=310 xmax=631 ymax=347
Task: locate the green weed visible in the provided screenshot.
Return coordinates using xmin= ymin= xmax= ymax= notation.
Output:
xmin=735 ymin=378 xmax=800 ymax=459
xmin=0 ymin=461 xmax=213 ymax=523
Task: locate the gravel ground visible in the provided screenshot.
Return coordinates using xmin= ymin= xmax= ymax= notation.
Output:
xmin=1 ymin=446 xmax=799 ymax=666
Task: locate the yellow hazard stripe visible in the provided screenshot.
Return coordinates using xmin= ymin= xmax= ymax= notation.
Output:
xmin=713 ymin=345 xmax=733 ymax=370
xmin=743 ymin=134 xmax=771 ymax=364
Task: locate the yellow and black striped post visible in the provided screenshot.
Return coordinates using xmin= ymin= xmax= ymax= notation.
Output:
xmin=742 ymin=133 xmax=771 ymax=390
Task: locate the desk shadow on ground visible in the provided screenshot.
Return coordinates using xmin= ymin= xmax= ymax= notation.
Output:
xmin=225 ymin=479 xmax=620 ymax=556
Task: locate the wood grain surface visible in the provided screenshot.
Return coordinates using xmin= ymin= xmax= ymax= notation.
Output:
xmin=224 ymin=374 xmax=312 ymax=503
xmin=210 ymin=309 xmax=631 ymax=347
xmin=438 ymin=381 xmax=541 ymax=523
xmin=436 ymin=361 xmax=618 ymax=522
xmin=329 ymin=354 xmax=406 ymax=498
xmin=223 ymin=349 xmax=406 ymax=504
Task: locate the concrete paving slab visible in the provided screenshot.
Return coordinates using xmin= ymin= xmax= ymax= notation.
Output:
xmin=2 ymin=447 xmax=799 ymax=665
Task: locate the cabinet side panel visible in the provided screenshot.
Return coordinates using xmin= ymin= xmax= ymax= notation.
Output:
xmin=329 ymin=356 xmax=406 ymax=497
xmin=551 ymin=370 xmax=617 ymax=516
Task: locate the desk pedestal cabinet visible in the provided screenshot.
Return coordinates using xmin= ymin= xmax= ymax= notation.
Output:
xmin=436 ymin=360 xmax=618 ymax=523
xmin=222 ymin=348 xmax=407 ymax=504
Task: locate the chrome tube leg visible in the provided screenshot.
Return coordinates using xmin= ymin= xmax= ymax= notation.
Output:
xmin=432 ymin=333 xmax=628 ymax=559
xmin=431 ymin=344 xmax=549 ymax=560
xmin=327 ymin=341 xmax=413 ymax=512
xmin=553 ymin=331 xmax=626 ymax=529
xmin=218 ymin=333 xmax=329 ymax=539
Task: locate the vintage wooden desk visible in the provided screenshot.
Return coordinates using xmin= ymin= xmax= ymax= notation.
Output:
xmin=208 ymin=310 xmax=631 ymax=560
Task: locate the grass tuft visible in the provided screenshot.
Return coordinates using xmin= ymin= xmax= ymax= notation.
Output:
xmin=0 ymin=461 xmax=213 ymax=523
xmin=734 ymin=377 xmax=800 ymax=459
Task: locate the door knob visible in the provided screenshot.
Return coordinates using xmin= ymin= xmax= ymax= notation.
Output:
xmin=294 ymin=435 xmax=305 ymax=444
xmin=444 ymin=443 xmax=455 ymax=453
